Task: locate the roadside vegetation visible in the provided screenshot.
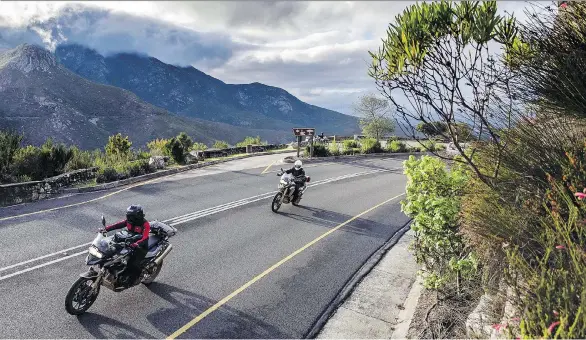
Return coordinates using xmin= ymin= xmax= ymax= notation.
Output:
xmin=375 ymin=1 xmax=586 ymax=338
xmin=0 ymin=131 xmax=287 ymax=185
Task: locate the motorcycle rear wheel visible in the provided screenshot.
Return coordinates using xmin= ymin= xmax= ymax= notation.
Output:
xmin=65 ymin=277 xmax=100 ymax=315
xmin=142 ymin=261 xmax=163 ymax=286
xmin=271 ymin=192 xmax=283 ymax=212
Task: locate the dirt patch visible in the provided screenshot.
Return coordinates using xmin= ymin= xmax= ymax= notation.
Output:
xmin=407 ymin=279 xmax=484 ymax=339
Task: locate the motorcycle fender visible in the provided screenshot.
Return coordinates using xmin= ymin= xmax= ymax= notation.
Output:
xmin=80 ymin=270 xmax=99 ymax=279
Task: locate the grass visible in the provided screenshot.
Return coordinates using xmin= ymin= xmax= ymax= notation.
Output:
xmin=71 ymin=178 xmax=97 ymax=188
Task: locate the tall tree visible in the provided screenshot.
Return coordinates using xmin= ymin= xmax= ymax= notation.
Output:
xmin=368 ymin=0 xmax=520 ymax=183
xmin=353 ymin=94 xmax=395 ymax=141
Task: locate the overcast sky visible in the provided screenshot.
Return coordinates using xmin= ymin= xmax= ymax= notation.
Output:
xmin=0 ymin=1 xmax=533 ymax=116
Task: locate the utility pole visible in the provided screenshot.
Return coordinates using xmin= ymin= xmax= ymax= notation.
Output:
xmin=297 ymin=135 xmax=301 ymax=158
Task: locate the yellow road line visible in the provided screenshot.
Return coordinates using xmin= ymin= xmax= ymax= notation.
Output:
xmin=166 ymin=192 xmax=405 ymax=339
xmin=260 ymin=160 xmax=277 ymax=175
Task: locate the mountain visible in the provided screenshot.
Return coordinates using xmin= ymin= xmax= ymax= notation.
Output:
xmin=0 ymin=44 xmax=291 ymax=149
xmin=55 ymin=44 xmax=360 ymax=135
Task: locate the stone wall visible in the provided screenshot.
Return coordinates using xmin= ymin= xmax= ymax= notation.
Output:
xmin=0 ymin=167 xmax=98 ymax=206
xmin=0 ymin=144 xmax=287 ymax=207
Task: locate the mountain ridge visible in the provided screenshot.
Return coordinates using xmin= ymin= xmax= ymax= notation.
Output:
xmin=55 ymin=43 xmax=360 ymax=135
xmin=0 ymin=44 xmax=291 ymax=149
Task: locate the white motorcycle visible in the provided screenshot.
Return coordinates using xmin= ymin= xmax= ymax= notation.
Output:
xmin=271 ymin=168 xmax=310 ymax=212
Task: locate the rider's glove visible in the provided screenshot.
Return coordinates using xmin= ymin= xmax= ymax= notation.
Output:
xmin=129 ymin=243 xmax=138 ymax=249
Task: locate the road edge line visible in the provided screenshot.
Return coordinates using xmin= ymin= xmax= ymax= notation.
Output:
xmin=304 ymin=219 xmax=413 ymax=339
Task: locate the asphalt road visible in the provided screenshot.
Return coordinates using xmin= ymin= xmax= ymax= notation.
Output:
xmin=0 ymin=152 xmax=411 ymax=339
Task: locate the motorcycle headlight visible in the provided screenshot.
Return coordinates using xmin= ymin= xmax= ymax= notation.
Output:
xmin=88 ymin=246 xmax=103 ymax=259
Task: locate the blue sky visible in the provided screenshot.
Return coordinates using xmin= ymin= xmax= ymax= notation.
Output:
xmin=0 ymin=1 xmax=532 ymax=116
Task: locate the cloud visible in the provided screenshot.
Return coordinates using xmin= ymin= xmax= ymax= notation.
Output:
xmin=0 ymin=1 xmax=533 ymax=116
xmin=0 ymin=3 xmax=241 ymax=68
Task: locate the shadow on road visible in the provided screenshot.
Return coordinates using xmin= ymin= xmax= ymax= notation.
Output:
xmin=279 ymin=205 xmax=402 ymax=239
xmin=77 ymin=312 xmax=156 ymax=339
xmin=145 ymin=282 xmax=292 ymax=339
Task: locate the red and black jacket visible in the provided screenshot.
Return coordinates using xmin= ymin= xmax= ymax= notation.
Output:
xmin=105 ymin=219 xmax=150 ymax=248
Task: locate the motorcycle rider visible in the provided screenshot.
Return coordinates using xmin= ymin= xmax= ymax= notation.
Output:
xmin=285 ymin=160 xmax=306 ymax=201
xmin=100 ymin=205 xmax=150 ymax=287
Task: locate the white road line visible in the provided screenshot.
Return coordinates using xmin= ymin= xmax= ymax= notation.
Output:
xmin=0 ymin=168 xmax=396 ymax=281
xmin=0 ymin=242 xmax=92 ymax=273
xmin=0 ymin=251 xmax=87 ymax=282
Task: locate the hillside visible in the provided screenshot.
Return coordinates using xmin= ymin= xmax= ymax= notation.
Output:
xmin=0 ymin=44 xmax=291 ymax=149
xmin=55 ymin=44 xmax=360 ymax=135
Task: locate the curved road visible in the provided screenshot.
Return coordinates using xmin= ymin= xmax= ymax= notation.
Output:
xmin=0 ymin=153 xmax=410 ymax=339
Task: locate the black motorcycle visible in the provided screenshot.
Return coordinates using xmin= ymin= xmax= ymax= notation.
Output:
xmin=64 ymin=216 xmax=177 ymax=315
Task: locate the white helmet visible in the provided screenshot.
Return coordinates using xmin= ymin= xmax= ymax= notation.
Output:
xmin=294 ymin=160 xmax=302 ymax=169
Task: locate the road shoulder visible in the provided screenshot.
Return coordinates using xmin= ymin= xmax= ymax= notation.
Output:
xmin=316 ymin=228 xmax=422 ymax=339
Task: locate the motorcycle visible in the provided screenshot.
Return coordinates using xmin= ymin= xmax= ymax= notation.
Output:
xmin=271 ymin=168 xmax=310 ymax=212
xmin=64 ymin=216 xmax=177 ymax=315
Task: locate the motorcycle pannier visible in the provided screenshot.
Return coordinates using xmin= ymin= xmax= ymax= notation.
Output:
xmin=150 ymin=221 xmax=177 ymax=237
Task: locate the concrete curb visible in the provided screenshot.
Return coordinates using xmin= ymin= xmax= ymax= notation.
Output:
xmin=391 ymin=274 xmax=424 ymax=339
xmin=305 ymin=220 xmax=413 ymax=339
xmin=60 ymin=148 xmax=295 ymax=194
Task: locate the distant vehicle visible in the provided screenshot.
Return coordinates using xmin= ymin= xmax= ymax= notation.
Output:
xmin=64 ymin=216 xmax=176 ymax=315
xmin=271 ymin=168 xmax=310 ymax=212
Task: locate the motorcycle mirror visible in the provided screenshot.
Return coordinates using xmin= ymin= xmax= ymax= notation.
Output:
xmin=101 ymin=215 xmax=106 ymax=227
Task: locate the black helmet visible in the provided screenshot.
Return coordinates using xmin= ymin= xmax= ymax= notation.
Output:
xmin=126 ymin=205 xmax=145 ymax=226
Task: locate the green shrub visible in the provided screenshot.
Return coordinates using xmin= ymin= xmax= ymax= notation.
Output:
xmin=328 ymin=137 xmax=341 ymax=156
xmin=166 ymin=138 xmax=185 ymax=164
xmin=213 ymin=140 xmax=229 ymax=149
xmin=10 ymin=139 xmax=74 ymax=180
xmin=176 ymin=132 xmax=193 ymax=151
xmin=147 ymin=138 xmax=171 ymax=157
xmin=96 ymin=167 xmax=119 ymax=183
xmin=388 ymin=140 xmax=408 ymax=153
xmin=236 ymin=136 xmax=265 ymax=147
xmin=305 ymin=144 xmax=330 ymax=157
xmin=402 ymin=155 xmax=475 ymax=289
xmin=343 ymin=140 xmax=359 ymax=152
xmin=329 ymin=146 xmax=341 ymax=156
xmin=65 ymin=146 xmax=94 ymax=171
xmin=11 ymin=145 xmax=42 ymax=180
xmin=360 ymin=138 xmax=383 ymax=154
xmin=190 ymin=142 xmax=208 ymax=151
xmin=420 ymin=140 xmax=445 ymax=152
xmin=159 ymin=132 xmax=198 ymax=164
xmin=105 ymin=133 xmax=132 ymax=157
xmin=41 ymin=139 xmax=73 ymax=176
xmin=504 ymin=183 xmax=586 ymax=338
xmin=388 ymin=135 xmax=399 ymax=142
xmin=0 ymin=130 xmax=22 ymax=180
xmin=134 ymin=150 xmax=151 ymax=161
xmin=125 ymin=159 xmax=152 ymax=177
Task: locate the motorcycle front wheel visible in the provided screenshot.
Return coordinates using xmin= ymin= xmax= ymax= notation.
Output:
xmin=65 ymin=277 xmax=100 ymax=315
xmin=271 ymin=192 xmax=283 ymax=212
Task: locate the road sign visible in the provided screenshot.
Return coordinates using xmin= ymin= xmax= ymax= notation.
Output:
xmin=293 ymin=128 xmax=315 ymax=136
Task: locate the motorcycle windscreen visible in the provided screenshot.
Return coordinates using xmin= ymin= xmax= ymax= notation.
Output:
xmin=92 ymin=233 xmax=116 ymax=255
